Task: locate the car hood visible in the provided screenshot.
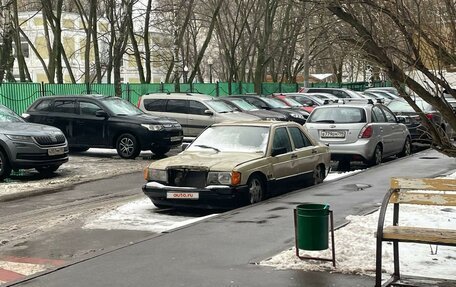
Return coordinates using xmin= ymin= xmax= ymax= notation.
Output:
xmin=150 ymin=151 xmax=264 ymax=171
xmin=0 ymin=122 xmax=64 ymax=136
xmin=247 ymin=110 xmax=287 ymax=120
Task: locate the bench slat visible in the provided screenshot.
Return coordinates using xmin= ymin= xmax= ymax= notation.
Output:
xmin=391 ymin=177 xmax=456 ymax=191
xmin=382 ymin=226 xmax=456 ymax=245
xmin=389 ymin=191 xmax=456 ymax=206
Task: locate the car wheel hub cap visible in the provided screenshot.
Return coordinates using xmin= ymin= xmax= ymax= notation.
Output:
xmin=120 ymin=138 xmax=134 ymax=155
xmin=250 ymin=179 xmax=261 ymax=203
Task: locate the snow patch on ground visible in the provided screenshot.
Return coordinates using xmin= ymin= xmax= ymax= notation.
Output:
xmin=261 ymin=172 xmax=456 ymax=279
xmin=83 ymin=198 xmax=218 ymax=233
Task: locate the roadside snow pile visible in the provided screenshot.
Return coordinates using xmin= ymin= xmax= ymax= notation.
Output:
xmin=261 ymin=205 xmax=456 ymax=279
xmin=0 ymin=149 xmax=151 ymax=199
xmin=261 ymin=172 xmax=456 ymax=279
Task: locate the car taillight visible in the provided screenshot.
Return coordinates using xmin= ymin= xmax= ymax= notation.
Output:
xmin=359 ymin=125 xmax=373 ymax=138
xmin=137 ymin=96 xmax=142 ymax=107
xmin=425 ymin=113 xmax=434 ymax=120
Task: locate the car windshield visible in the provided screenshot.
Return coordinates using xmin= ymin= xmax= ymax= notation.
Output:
xmin=205 ymin=100 xmax=234 ymax=113
xmin=307 ymin=107 xmax=366 ymax=123
xmin=102 ymin=97 xmax=143 ymax=116
xmin=188 ymin=126 xmax=270 ymax=154
xmin=387 ymin=99 xmax=431 ymax=112
xmin=227 ymin=99 xmax=259 ymax=111
xmin=0 ymin=105 xmax=24 ymax=123
xmin=281 ymin=97 xmax=302 ymax=107
xmin=261 ymin=97 xmax=290 ymax=108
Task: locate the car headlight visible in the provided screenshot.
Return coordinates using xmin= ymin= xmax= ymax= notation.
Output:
xmin=5 ymin=134 xmax=34 ymax=143
xmin=290 ymin=113 xmax=304 ymax=119
xmin=144 ymin=168 xmax=168 ymax=182
xmin=141 ymin=124 xmax=164 ymax=131
xmin=207 ymin=171 xmax=241 ymax=185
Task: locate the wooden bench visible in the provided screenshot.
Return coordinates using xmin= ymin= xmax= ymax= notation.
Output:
xmin=375 ymin=177 xmax=456 ymax=287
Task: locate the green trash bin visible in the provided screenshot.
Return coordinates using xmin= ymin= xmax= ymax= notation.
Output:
xmin=295 ymin=203 xmax=330 ymax=251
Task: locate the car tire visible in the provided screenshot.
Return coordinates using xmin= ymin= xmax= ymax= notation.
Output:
xmin=398 ymin=137 xmax=411 ymax=158
xmin=151 ymin=146 xmax=171 ymax=156
xmin=312 ymin=164 xmax=325 ymax=185
xmin=0 ymin=150 xmax=11 ymax=181
xmin=369 ymin=145 xmax=383 ymax=166
xmin=116 ymin=133 xmax=140 ymax=159
xmin=36 ymin=165 xmax=60 ymax=175
xmin=247 ymin=175 xmax=264 ymax=204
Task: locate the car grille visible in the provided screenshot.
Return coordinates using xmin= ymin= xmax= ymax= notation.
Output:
xmin=34 ymin=134 xmax=66 ymax=146
xmin=168 ymin=169 xmax=207 ymax=188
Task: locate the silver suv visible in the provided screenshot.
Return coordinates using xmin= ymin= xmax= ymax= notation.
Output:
xmin=304 ymin=99 xmax=411 ymax=168
xmin=0 ymin=104 xmax=69 ymax=180
xmin=137 ymin=93 xmax=259 ymax=138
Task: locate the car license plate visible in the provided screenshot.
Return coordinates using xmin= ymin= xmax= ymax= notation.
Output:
xmin=320 ymin=130 xmax=345 ymax=138
xmin=171 ymin=136 xmax=183 ymax=142
xmin=48 ymin=147 xmax=65 ymax=156
xmin=167 ymin=192 xmax=199 ymax=200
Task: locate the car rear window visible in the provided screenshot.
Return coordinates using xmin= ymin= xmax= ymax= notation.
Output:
xmin=307 ymin=107 xmax=366 ymax=123
xmin=387 ymin=99 xmax=431 ymax=112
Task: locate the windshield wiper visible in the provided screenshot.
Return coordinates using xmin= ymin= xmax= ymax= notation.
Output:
xmin=313 ymin=120 xmax=335 ymax=123
xmin=194 ymin=144 xmax=220 ymax=152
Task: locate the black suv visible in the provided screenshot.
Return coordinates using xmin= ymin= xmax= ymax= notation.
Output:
xmin=23 ymin=95 xmax=183 ymax=159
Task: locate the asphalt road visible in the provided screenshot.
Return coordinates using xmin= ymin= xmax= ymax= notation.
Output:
xmin=6 ymin=148 xmax=456 ymax=287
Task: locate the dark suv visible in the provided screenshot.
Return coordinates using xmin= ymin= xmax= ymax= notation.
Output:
xmin=0 ymin=104 xmax=69 ymax=180
xmin=23 ymin=95 xmax=183 ymax=159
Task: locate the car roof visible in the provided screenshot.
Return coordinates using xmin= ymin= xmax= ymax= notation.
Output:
xmin=211 ymin=120 xmax=300 ymax=128
xmin=141 ymin=93 xmax=214 ymax=100
xmin=36 ymin=94 xmax=110 ymax=100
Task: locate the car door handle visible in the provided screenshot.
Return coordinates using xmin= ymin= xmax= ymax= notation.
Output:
xmin=312 ymin=149 xmax=318 ymax=154
xmin=291 ymin=154 xmax=298 ymax=159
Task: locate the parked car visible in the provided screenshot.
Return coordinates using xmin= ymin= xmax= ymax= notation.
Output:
xmin=304 ymin=100 xmax=411 ymax=168
xmin=23 ymin=95 xmax=183 ymax=159
xmin=387 ymin=98 xmax=453 ymax=144
xmin=365 ymin=87 xmax=399 ymax=96
xmin=273 ymin=92 xmax=334 ymax=107
xmin=0 ymin=104 xmax=69 ymax=180
xmin=137 ymin=93 xmax=259 ymax=138
xmin=229 ymin=95 xmax=309 ymax=124
xmin=269 ymin=94 xmax=315 ymax=113
xmin=217 ymin=97 xmax=287 ymax=121
xmin=299 ymin=87 xmax=365 ymax=99
xmin=142 ymin=120 xmax=331 ymax=209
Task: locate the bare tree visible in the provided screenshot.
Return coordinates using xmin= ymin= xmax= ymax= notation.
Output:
xmin=327 ymin=0 xmax=456 ymax=156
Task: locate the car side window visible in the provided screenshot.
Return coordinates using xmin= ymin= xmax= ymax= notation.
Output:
xmin=143 ymin=99 xmax=166 ymax=112
xmin=372 ymin=106 xmax=386 ymax=122
xmin=53 ymin=99 xmax=76 ymax=114
xmin=289 ymin=127 xmax=312 ymax=149
xmin=244 ymin=98 xmax=267 ymax=109
xmin=34 ymin=99 xmax=52 ymax=111
xmin=380 ymin=106 xmax=397 ymax=123
xmin=166 ymin=99 xmax=188 ymax=113
xmin=272 ymin=127 xmax=292 ymax=153
xmin=80 ymin=101 xmax=102 ymax=116
xmin=189 ymin=100 xmax=207 ymax=115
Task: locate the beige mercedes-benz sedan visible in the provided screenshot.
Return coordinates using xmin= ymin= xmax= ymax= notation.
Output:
xmin=142 ymin=120 xmax=331 ymax=209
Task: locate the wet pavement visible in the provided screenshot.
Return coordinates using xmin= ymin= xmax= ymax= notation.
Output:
xmin=5 ymin=148 xmax=456 ymax=287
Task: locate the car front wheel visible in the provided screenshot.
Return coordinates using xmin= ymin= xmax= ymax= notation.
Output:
xmin=247 ymin=175 xmax=264 ymax=204
xmin=116 ymin=133 xmax=140 ymax=159
xmin=0 ymin=150 xmax=11 ymax=181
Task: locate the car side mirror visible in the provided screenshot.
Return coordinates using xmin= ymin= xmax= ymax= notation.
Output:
xmin=271 ymin=147 xmax=287 ymax=156
xmin=95 ymin=110 xmax=109 ymax=118
xmin=204 ymin=110 xmax=214 ymax=116
xmin=397 ymin=117 xmax=406 ymax=124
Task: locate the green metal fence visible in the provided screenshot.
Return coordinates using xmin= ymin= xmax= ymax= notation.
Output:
xmin=0 ymin=81 xmax=391 ymax=114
